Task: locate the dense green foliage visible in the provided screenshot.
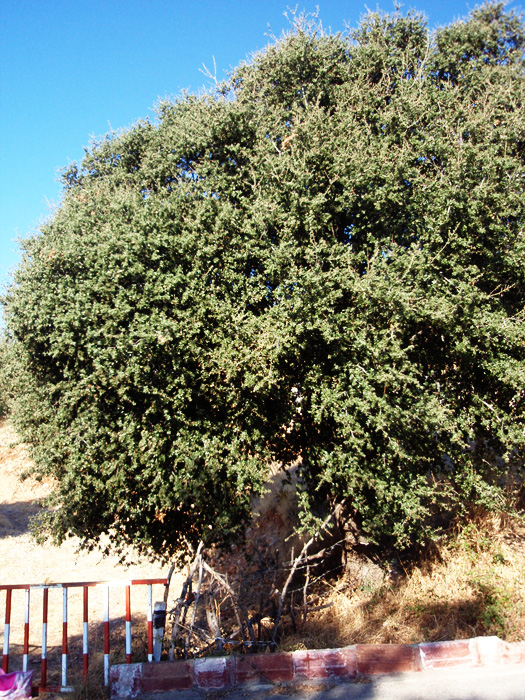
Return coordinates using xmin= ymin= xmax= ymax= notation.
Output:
xmin=3 ymin=4 xmax=525 ymax=560
xmin=0 ymin=335 xmax=11 ymax=417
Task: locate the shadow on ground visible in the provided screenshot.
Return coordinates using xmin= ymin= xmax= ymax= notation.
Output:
xmin=0 ymin=500 xmax=44 ymax=537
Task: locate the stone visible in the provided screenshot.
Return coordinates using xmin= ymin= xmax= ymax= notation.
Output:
xmin=140 ymin=660 xmax=194 ymax=692
xmin=236 ymin=652 xmax=294 ymax=684
xmin=293 ymin=648 xmax=357 ymax=680
xmin=194 ymin=655 xmax=235 ymax=689
xmin=419 ymin=640 xmax=474 ymax=669
xmin=356 ymin=644 xmax=419 ymax=675
xmin=110 ymin=663 xmax=143 ymax=699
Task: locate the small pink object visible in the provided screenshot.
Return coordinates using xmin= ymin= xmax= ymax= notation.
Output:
xmin=0 ymin=668 xmax=33 ymax=699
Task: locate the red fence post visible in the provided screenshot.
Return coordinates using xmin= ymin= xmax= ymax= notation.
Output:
xmin=103 ymin=585 xmax=110 ymax=687
xmin=83 ymin=586 xmax=89 ymax=678
xmin=147 ymin=584 xmax=153 ymax=662
xmin=2 ymin=588 xmax=12 ymax=672
xmin=23 ymin=588 xmax=30 ymax=672
xmin=62 ymin=587 xmax=69 ymax=689
xmin=41 ymin=587 xmax=48 ymax=689
xmin=125 ymin=585 xmax=132 ymax=664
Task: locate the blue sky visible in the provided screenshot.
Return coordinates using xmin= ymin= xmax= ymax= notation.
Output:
xmin=0 ymin=0 xmax=522 ymax=302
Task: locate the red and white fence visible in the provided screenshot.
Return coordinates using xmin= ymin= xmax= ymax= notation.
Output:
xmin=1 ymin=578 xmax=167 ymax=693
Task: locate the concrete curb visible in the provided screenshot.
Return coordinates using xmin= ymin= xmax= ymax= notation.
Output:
xmin=110 ymin=636 xmax=525 ymax=699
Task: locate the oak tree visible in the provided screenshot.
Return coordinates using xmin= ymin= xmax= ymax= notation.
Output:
xmin=4 ymin=4 xmax=525 ymax=561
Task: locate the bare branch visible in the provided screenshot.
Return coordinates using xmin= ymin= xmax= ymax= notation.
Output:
xmin=272 ymin=508 xmax=337 ymax=645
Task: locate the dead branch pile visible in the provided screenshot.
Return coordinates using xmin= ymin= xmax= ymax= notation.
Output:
xmin=166 ymin=511 xmax=344 ymax=658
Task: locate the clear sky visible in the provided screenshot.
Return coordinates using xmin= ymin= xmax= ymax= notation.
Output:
xmin=0 ymin=0 xmax=522 ymax=302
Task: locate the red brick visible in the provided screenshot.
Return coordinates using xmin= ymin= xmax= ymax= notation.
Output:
xmin=356 ymin=644 xmax=418 ymax=675
xmin=194 ymin=656 xmax=235 ymax=689
xmin=473 ymin=636 xmax=501 ymax=666
xmin=499 ymin=641 xmax=525 ymax=666
xmin=236 ymin=652 xmax=293 ymax=684
xmin=419 ymin=640 xmax=474 ymax=669
xmin=140 ymin=660 xmax=194 ymax=691
xmin=293 ymin=648 xmax=357 ymax=680
xmin=110 ymin=663 xmax=143 ymax=699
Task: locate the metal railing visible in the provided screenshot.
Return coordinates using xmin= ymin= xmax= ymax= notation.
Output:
xmin=1 ymin=578 xmax=167 ymax=692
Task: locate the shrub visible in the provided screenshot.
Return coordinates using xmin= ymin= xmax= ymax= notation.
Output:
xmin=3 ymin=4 xmax=525 ymax=561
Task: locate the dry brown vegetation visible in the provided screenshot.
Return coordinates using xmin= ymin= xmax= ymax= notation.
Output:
xmin=163 ymin=500 xmax=525 ymax=659
xmin=280 ymin=509 xmax=525 ymax=651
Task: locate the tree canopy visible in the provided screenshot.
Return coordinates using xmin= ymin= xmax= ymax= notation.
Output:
xmin=3 ymin=3 xmax=525 ymax=561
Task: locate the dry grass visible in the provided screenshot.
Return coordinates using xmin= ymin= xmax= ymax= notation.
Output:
xmin=280 ymin=509 xmax=525 ymax=651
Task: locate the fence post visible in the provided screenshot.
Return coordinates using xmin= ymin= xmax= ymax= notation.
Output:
xmin=2 ymin=588 xmax=11 ymax=672
xmin=23 ymin=588 xmax=30 ymax=672
xmin=41 ymin=587 xmax=48 ymax=689
xmin=153 ymin=601 xmax=166 ymax=662
xmin=125 ymin=585 xmax=132 ymax=664
xmin=103 ymin=585 xmax=110 ymax=687
xmin=61 ymin=587 xmax=68 ymax=689
xmin=83 ymin=586 xmax=89 ymax=678
xmin=147 ymin=585 xmax=153 ymax=662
